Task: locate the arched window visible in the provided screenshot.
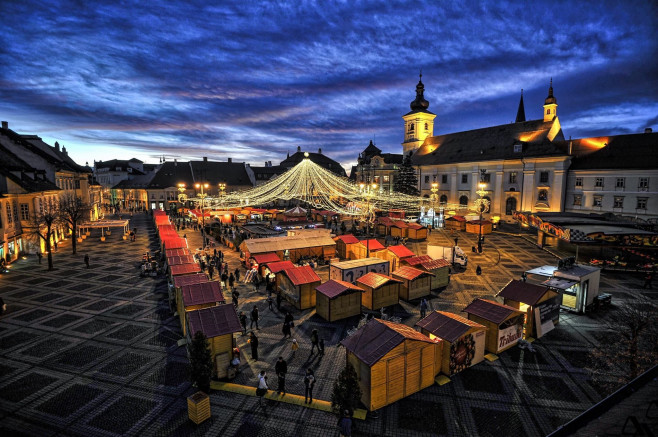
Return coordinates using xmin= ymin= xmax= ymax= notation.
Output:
xmin=440 ymin=195 xmax=448 ymax=204
xmin=408 ymin=123 xmax=414 ymax=132
xmin=538 ymin=190 xmax=548 ymax=201
xmin=425 ymin=122 xmax=429 ymax=130
xmin=506 ymin=197 xmax=517 ymax=215
xmin=459 ymin=195 xmax=468 ymax=206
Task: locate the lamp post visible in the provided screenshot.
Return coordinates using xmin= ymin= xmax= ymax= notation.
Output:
xmin=430 ymin=179 xmax=439 ymax=229
xmin=360 ymin=181 xmax=378 ymax=257
xmin=195 ymin=183 xmax=209 ymax=247
xmin=177 ymin=183 xmax=187 ymax=215
xmin=475 ymin=169 xmax=490 ymax=253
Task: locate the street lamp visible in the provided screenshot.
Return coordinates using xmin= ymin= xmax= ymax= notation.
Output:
xmin=430 ymin=179 xmax=439 ymax=229
xmin=360 ymin=182 xmax=378 ymax=257
xmin=195 ymin=183 xmax=209 ymax=247
xmin=475 ymin=169 xmax=490 ymax=253
xmin=177 ymin=183 xmax=187 ymax=213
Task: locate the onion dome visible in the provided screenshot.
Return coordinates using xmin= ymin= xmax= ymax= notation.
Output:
xmin=410 ymin=73 xmax=430 ymax=112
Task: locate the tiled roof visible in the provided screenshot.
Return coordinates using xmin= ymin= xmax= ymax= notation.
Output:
xmin=406 ymin=222 xmax=425 ymax=230
xmin=567 ymin=133 xmax=658 ymax=170
xmin=334 ymin=234 xmax=359 ymax=244
xmin=463 ymin=299 xmax=521 ymax=325
xmin=357 ymin=272 xmax=401 ymax=289
xmin=446 ymin=215 xmax=466 ymax=222
xmin=341 ymin=318 xmax=435 ymax=367
xmin=497 ymin=279 xmax=550 ymax=306
xmin=267 ymin=260 xmax=296 ymax=273
xmin=166 ymin=248 xmax=190 ymax=257
xmin=283 ymin=265 xmax=321 ymax=286
xmin=167 ymin=255 xmax=196 ymax=266
xmin=387 ymin=245 xmax=415 ymax=258
xmin=315 ymin=279 xmax=363 ymax=299
xmin=251 ymin=252 xmax=281 ymax=264
xmin=170 ymin=263 xmax=202 ymax=276
xmin=420 ymin=258 xmax=450 ymax=270
xmin=146 ymin=160 xmax=254 ymax=190
xmin=162 ymin=238 xmax=187 ymax=250
xmin=173 ymin=273 xmax=208 ymax=288
xmin=187 ymin=304 xmax=241 ymax=338
xmin=358 ymin=239 xmax=385 ymax=251
xmin=391 ymin=220 xmax=409 ymax=228
xmin=392 ymin=266 xmax=432 ymax=281
xmin=404 ymin=255 xmax=432 ymax=266
xmin=416 ymin=311 xmax=485 ymax=343
xmin=182 ymin=282 xmax=225 ymax=307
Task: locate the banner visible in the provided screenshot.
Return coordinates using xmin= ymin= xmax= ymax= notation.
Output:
xmin=498 ymin=316 xmax=524 ymax=350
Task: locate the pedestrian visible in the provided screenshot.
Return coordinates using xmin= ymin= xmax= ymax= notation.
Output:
xmin=275 ymin=356 xmax=287 ymax=395
xmin=282 ymin=319 xmax=291 ymax=338
xmin=229 ymin=273 xmax=235 ymax=291
xmin=251 ymin=305 xmax=260 ymax=330
xmin=643 ymin=272 xmax=653 ymax=289
xmin=476 ymin=265 xmax=482 ymax=275
xmin=276 ymin=291 xmax=282 ymax=310
xmin=253 ymin=273 xmax=260 ymax=293
xmin=453 ymin=236 xmax=459 ymax=246
xmin=0 ymin=296 xmax=6 ymax=318
xmin=256 ymin=370 xmax=268 ymax=406
xmin=234 ymin=267 xmax=240 ymax=282
xmin=208 ymin=264 xmax=214 ymax=280
xmin=84 ymin=254 xmax=90 ymax=269
xmin=291 ymin=339 xmax=299 ymax=357
xmin=37 ymin=252 xmax=42 ymax=264
xmin=318 ymin=338 xmax=325 ymax=357
xmin=250 ymin=331 xmax=259 ymax=360
xmin=54 ymin=241 xmax=58 ymax=252
xmin=338 ymin=410 xmax=353 ymax=437
xmin=221 ymin=271 xmax=228 ymax=288
xmin=420 ymin=298 xmax=428 ymax=319
xmin=284 ymin=312 xmax=294 ymax=337
xmin=310 ymin=328 xmax=319 ymax=354
xmin=304 ymin=368 xmax=315 ymax=404
xmin=521 ymin=272 xmax=527 ymax=282
xmin=232 ymin=289 xmax=240 ymax=307
xmin=239 ymin=311 xmax=247 ymax=334
xmin=267 ymin=295 xmax=273 ymax=310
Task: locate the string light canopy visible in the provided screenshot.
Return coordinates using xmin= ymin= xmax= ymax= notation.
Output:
xmin=185 ymin=157 xmax=468 ymax=216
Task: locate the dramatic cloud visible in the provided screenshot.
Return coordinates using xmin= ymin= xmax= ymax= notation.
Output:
xmin=1 ymin=0 xmax=656 ymax=168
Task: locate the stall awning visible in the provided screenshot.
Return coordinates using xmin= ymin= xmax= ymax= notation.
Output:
xmin=167 ymin=255 xmax=196 ymax=266
xmin=543 ymin=278 xmax=578 ymax=289
xmin=170 ymin=263 xmax=201 ymax=276
xmin=250 ymin=252 xmax=281 ymax=264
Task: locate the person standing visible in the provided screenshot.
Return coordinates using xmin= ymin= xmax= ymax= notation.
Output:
xmin=256 ymin=370 xmax=268 ymax=407
xmin=318 ymin=338 xmax=325 ymax=357
xmin=267 ymin=295 xmax=273 ymax=310
xmin=229 ymin=273 xmax=235 ymax=291
xmin=84 ymin=254 xmax=90 ymax=269
xmin=252 ymin=273 xmax=260 ymax=293
xmin=420 ymin=298 xmax=428 ymax=319
xmin=282 ymin=318 xmax=291 ymax=339
xmin=250 ymin=331 xmax=259 ymax=360
xmin=37 ymin=252 xmax=42 ymax=264
xmin=290 ymin=339 xmax=299 ymax=357
xmin=276 ymin=291 xmax=283 ymax=310
xmin=338 ymin=410 xmax=352 ymax=437
xmin=251 ymin=305 xmax=260 ymax=330
xmin=275 ymin=356 xmax=287 ymax=395
xmin=234 ymin=267 xmax=240 ymax=282
xmin=303 ymin=368 xmax=315 ymax=404
xmin=221 ymin=271 xmax=228 ymax=288
xmin=239 ymin=311 xmax=247 ymax=334
xmin=284 ymin=312 xmax=293 ymax=337
xmin=310 ymin=329 xmax=319 ymax=354
xmin=208 ymin=263 xmax=214 ymax=280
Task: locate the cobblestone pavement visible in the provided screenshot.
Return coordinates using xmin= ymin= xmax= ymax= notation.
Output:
xmin=0 ymin=216 xmax=653 ymax=436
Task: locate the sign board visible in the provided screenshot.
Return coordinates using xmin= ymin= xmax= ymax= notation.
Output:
xmin=534 ymin=295 xmax=561 ymax=338
xmin=330 ymin=259 xmax=389 ymax=283
xmin=497 ymin=316 xmax=524 ymax=350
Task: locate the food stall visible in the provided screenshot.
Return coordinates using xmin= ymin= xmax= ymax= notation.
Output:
xmin=315 ymin=279 xmax=364 ymax=322
xmin=166 ymin=248 xmax=190 ymax=258
xmin=405 ymin=222 xmax=428 ymax=240
xmin=463 ymin=299 xmax=524 ymax=354
xmin=171 ymin=273 xmax=209 ymax=309
xmin=169 ymin=263 xmax=202 ymax=284
xmin=333 ymin=234 xmax=360 ymax=260
xmin=341 ymin=318 xmax=438 ymax=411
xmin=248 ymin=252 xmax=282 ymax=276
xmin=330 ymin=258 xmax=390 ymax=284
xmin=356 ymin=272 xmax=401 ymax=310
xmin=391 ymin=266 xmax=433 ymax=301
xmin=389 ymin=221 xmax=408 ymax=239
xmin=374 ymin=245 xmax=415 ymax=271
xmin=465 ymin=219 xmax=493 ymax=235
xmin=240 ymin=233 xmax=335 ymax=263
xmin=352 ymin=239 xmax=386 ymax=260
xmin=527 ymin=264 xmax=601 ymax=313
xmin=178 ymin=282 xmax=225 ymax=335
xmin=416 ymin=311 xmax=486 ymax=376
xmin=497 ymin=279 xmax=561 ymax=339
xmin=444 ymin=215 xmax=466 ymax=231
xmin=277 ymin=265 xmax=321 ymax=310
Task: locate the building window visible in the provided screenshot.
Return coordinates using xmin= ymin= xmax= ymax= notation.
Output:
xmin=461 ymin=174 xmax=468 ymax=184
xmin=547 ymin=109 xmax=551 ymax=115
xmin=506 ymin=197 xmax=517 ymax=215
xmin=482 ymin=173 xmax=491 ymax=183
xmin=593 ymin=195 xmax=603 ymax=207
xmin=408 ymin=123 xmax=414 ymax=132
xmin=12 ymin=203 xmax=18 ymax=223
xmin=616 ymin=178 xmax=625 ymax=188
xmin=383 ymin=175 xmax=389 ymax=183
xmin=440 ymin=195 xmax=448 ymax=204
xmin=6 ymin=203 xmax=12 ymax=224
xmin=441 ymin=174 xmax=447 ymax=184
xmin=613 ymin=196 xmax=624 ymax=208
xmin=459 ymin=195 xmax=468 ymax=206
xmin=509 ymin=172 xmax=517 ymax=184
xmin=513 ymin=143 xmax=522 ymax=153
xmin=595 ymin=177 xmax=604 ymax=188
xmin=573 ymin=195 xmax=582 ymax=206
xmin=424 ymin=175 xmax=430 ymax=184
xmin=539 ymin=171 xmax=549 ymax=183
xmin=424 ymin=122 xmax=428 ymax=130
xmin=75 ymin=180 xmax=81 ymax=189
xmin=636 ymin=197 xmax=648 ymax=209
xmin=538 ymin=190 xmax=548 ymax=201
xmin=20 ymin=204 xmax=29 ymax=221
xmin=639 ymin=178 xmax=649 ymax=190
xmin=575 ymin=177 xmax=583 ymax=187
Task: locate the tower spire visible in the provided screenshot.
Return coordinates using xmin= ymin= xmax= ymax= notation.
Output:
xmin=515 ymin=89 xmax=526 ymax=123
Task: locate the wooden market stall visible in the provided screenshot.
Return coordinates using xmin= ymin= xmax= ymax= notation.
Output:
xmin=391 ymin=266 xmax=433 ymax=301
xmin=356 ymin=272 xmax=401 ymax=310
xmin=240 ymin=233 xmax=335 ymax=263
xmin=167 ymin=255 xmax=196 ymax=267
xmin=262 ymin=260 xmax=295 ymax=291
xmin=374 ymin=245 xmax=415 ymax=271
xmin=277 ymin=265 xmax=321 ymax=310
xmin=389 ymin=221 xmax=409 ymax=239
xmin=375 ymin=217 xmax=396 ymax=236
xmin=333 ymin=234 xmax=360 ymax=260
xmin=465 ymin=219 xmax=493 ymax=235
xmin=444 ymin=215 xmax=466 ymax=231
xmin=405 ymin=222 xmax=428 ymax=240
xmin=463 ymin=299 xmax=524 ymax=354
xmin=161 ymin=237 xmax=188 ymax=253
xmin=340 ymin=318 xmax=438 ymax=411
xmin=496 ymin=280 xmax=561 ymax=339
xmin=178 ymin=282 xmax=225 ymax=335
xmin=315 ymin=279 xmax=364 ymax=322
xmin=352 ymin=239 xmax=386 ymax=260
xmin=187 ymin=304 xmax=242 ymax=378
xmin=527 ymin=264 xmax=601 ymax=313
xmin=416 ymin=311 xmax=486 ymax=376
xmin=248 ymin=252 xmax=281 ymax=275
xmin=166 ymin=248 xmax=190 ymax=258
xmin=169 ymin=263 xmax=202 ymax=284
xmin=172 ymin=273 xmax=209 ymax=307
xmin=330 ymin=258 xmax=390 ymax=284
xmin=404 ymin=256 xmax=450 ymax=290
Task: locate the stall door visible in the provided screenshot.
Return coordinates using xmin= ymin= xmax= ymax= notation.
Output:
xmin=386 ymin=355 xmax=405 ymax=404
xmin=404 ymin=347 xmax=421 ymax=396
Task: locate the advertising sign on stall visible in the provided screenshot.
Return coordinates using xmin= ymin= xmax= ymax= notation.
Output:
xmin=498 ymin=315 xmax=524 ymax=350
xmin=534 ymin=295 xmax=562 ymax=338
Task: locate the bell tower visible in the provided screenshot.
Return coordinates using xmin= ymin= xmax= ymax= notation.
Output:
xmin=543 ymin=78 xmax=558 ymax=122
xmin=402 ymin=73 xmax=436 ymax=154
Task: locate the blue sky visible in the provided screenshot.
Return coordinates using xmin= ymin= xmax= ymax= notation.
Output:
xmin=1 ymin=0 xmax=656 ymax=169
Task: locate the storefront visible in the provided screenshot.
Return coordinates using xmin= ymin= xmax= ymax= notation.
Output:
xmin=527 ymin=264 xmax=601 ymax=313
xmin=463 ymin=298 xmax=524 ymax=354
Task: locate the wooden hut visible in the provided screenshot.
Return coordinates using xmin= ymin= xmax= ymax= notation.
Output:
xmin=405 ymin=222 xmax=428 ymax=240
xmin=249 ymin=252 xmax=281 ymax=276
xmin=404 ymin=256 xmax=450 ymax=290
xmin=444 ymin=215 xmax=466 ymax=231
xmin=178 ymin=282 xmax=225 ymax=335
xmin=330 ymin=258 xmax=390 ymax=284
xmin=333 ymin=234 xmax=360 ymax=260
xmin=340 ymin=318 xmax=438 ymax=411
xmin=402 ymin=255 xmax=432 ymax=267
xmin=463 ymin=299 xmax=524 ymax=354
xmin=161 ymin=237 xmax=188 ymax=253
xmin=389 ymin=221 xmax=409 ymax=239
xmin=263 ymin=260 xmax=295 ymax=291
xmin=497 ymin=280 xmax=561 ymax=339
xmin=356 ymin=272 xmax=401 ymax=310
xmin=465 ymin=219 xmax=493 ymax=235
xmin=352 ymin=239 xmax=385 ymax=260
xmin=169 ymin=263 xmax=202 ymax=283
xmin=416 ymin=311 xmax=486 ymax=376
xmin=375 ymin=217 xmax=396 ymax=236
xmin=167 ymin=254 xmax=196 ymax=267
xmin=315 ymin=280 xmax=364 ymax=322
xmin=277 ymin=265 xmax=321 ymax=310
xmin=375 ymin=245 xmax=415 ymax=271
xmin=172 ymin=273 xmax=209 ymax=307
xmin=240 ymin=233 xmax=335 ymax=263
xmin=187 ymin=305 xmax=242 ymax=378
xmin=391 ymin=266 xmax=433 ymax=301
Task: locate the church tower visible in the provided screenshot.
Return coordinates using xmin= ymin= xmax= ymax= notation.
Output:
xmin=515 ymin=89 xmax=526 ymax=123
xmin=543 ymin=79 xmax=557 ymax=122
xmin=402 ymin=73 xmax=436 ymax=154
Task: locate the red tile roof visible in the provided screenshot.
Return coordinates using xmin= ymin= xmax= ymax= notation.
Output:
xmin=377 ymin=217 xmax=396 ymax=226
xmin=405 ymin=222 xmax=425 ymax=230
xmin=334 ymin=234 xmax=359 ymax=244
xmin=446 ymin=215 xmax=466 ymax=222
xmin=187 ymin=304 xmax=241 ymax=338
xmin=166 ymin=248 xmax=190 ymax=258
xmin=392 ymin=265 xmax=432 ymax=281
xmin=463 ymin=299 xmax=522 ymax=325
xmin=182 ymin=282 xmax=225 ymax=307
xmin=420 ymin=258 xmax=450 ymax=270
xmin=358 ymin=239 xmax=385 ymax=251
xmin=170 ymin=263 xmax=201 ymax=276
xmin=391 ymin=220 xmax=409 ymax=228
xmin=356 ymin=272 xmax=401 ymax=289
xmin=173 ymin=273 xmax=209 ymax=288
xmin=267 ymin=260 xmax=295 ymax=273
xmin=386 ymin=245 xmax=415 ymax=258
xmin=283 ymin=265 xmax=321 ymax=286
xmin=416 ymin=311 xmax=485 ymax=343
xmin=468 ymin=219 xmax=492 ymax=225
xmin=251 ymin=252 xmax=281 ymax=264
xmin=162 ymin=238 xmax=187 ymax=250
xmin=167 ymin=255 xmax=196 ymax=266
xmin=404 ymin=255 xmax=433 ymax=266
xmin=315 ymin=279 xmax=363 ymax=299
xmin=497 ymin=279 xmax=551 ymax=306
xmin=341 ymin=318 xmax=435 ymax=367
xmin=153 ymin=210 xmax=167 ymax=216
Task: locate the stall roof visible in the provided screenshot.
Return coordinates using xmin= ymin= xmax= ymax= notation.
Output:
xmin=187 ymin=304 xmax=241 ymax=339
xmin=446 ymin=215 xmax=466 ymax=222
xmin=357 ymin=272 xmax=401 ymax=289
xmin=167 ymin=255 xmax=196 ymax=266
xmin=341 ymin=318 xmax=435 ymax=367
xmin=166 ymin=248 xmax=190 ymax=257
xmin=357 ymin=239 xmax=385 ymax=251
xmin=392 ymin=265 xmax=433 ymax=281
xmin=251 ymin=252 xmax=281 ymax=264
xmin=283 ymin=265 xmax=321 ymax=286
xmin=420 ymin=258 xmax=450 ymax=270
xmin=170 ymin=263 xmax=202 ymax=276
xmin=391 ymin=220 xmax=409 ymax=228
xmin=387 ymin=245 xmax=415 ymax=258
xmin=332 ymin=257 xmax=388 ymax=269
xmin=416 ymin=311 xmax=485 ymax=343
xmin=543 ymin=277 xmax=579 ymax=289
xmin=406 ymin=222 xmax=425 ymax=230
xmin=463 ymin=299 xmax=522 ymax=325
xmin=554 ymin=264 xmax=601 ymax=279
xmin=316 ymin=279 xmax=363 ymax=299
xmin=173 ymin=273 xmax=209 ymax=288
xmin=525 ymin=265 xmax=557 ymax=277
xmin=182 ymin=282 xmax=225 ymax=307
xmin=267 ymin=260 xmax=296 ymax=273
xmin=162 ymin=238 xmax=187 ymax=250
xmin=497 ymin=279 xmax=551 ymax=306
xmin=153 ymin=210 xmax=167 ymax=216
xmin=243 ymin=233 xmax=335 ymax=254
xmin=405 ymin=255 xmax=433 ymax=266
xmin=334 ymin=234 xmax=359 ymax=244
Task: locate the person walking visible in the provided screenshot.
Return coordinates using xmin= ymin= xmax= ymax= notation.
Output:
xmin=310 ymin=329 xmax=319 ymax=355
xmin=318 ymin=338 xmax=325 ymax=357
xmin=276 ymin=291 xmax=283 ymax=310
xmin=250 ymin=331 xmax=259 ymax=360
xmin=290 ymin=339 xmax=299 ymax=357
xmin=338 ymin=410 xmax=353 ymax=437
xmin=221 ymin=271 xmax=228 ymax=288
xmin=239 ymin=311 xmax=247 ymax=334
xmin=256 ymin=370 xmax=268 ymax=407
xmin=251 ymin=305 xmax=260 ymax=330
xmin=303 ymin=368 xmax=315 ymax=404
xmin=284 ymin=312 xmax=294 ymax=337
xmin=84 ymin=254 xmax=90 ymax=269
xmin=234 ymin=267 xmax=240 ymax=282
xmin=229 ymin=273 xmax=235 ymax=291
xmin=267 ymin=295 xmax=273 ymax=310
xmin=208 ymin=263 xmax=214 ymax=280
xmin=252 ymin=273 xmax=260 ymax=293
xmin=420 ymin=298 xmax=428 ymax=319
xmin=275 ymin=356 xmax=287 ymax=395
xmin=282 ymin=318 xmax=291 ymax=339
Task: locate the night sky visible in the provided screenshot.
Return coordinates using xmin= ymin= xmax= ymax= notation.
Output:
xmin=2 ymin=1 xmax=657 ymax=169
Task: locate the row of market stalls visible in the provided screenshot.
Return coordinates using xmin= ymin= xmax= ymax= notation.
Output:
xmin=444 ymin=215 xmax=493 ymax=234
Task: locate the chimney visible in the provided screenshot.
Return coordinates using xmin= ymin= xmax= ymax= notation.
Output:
xmin=265 ymin=161 xmax=268 ymax=167
xmin=645 ymin=127 xmax=653 ymax=134
xmin=318 ymin=147 xmax=322 ymax=154
xmin=1 ymin=121 xmax=7 ymax=129
xmin=297 ymin=146 xmax=301 ymax=152
xmin=62 ymin=146 xmax=67 ymax=155
xmin=55 ymin=141 xmax=60 ymax=152
xmin=269 ymin=161 xmax=272 ymax=166
xmin=228 ymin=157 xmax=232 ymax=163
xmin=203 ymin=156 xmax=208 ymax=162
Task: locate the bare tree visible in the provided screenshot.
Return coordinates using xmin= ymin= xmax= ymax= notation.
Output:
xmin=26 ymin=196 xmax=61 ymax=271
xmin=59 ymin=192 xmax=90 ymax=255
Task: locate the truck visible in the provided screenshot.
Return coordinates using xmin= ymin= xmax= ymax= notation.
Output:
xmin=427 ymin=245 xmax=468 ymax=267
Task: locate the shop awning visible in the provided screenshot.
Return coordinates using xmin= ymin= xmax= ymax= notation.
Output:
xmin=525 ymin=265 xmax=557 ymax=277
xmin=543 ymin=277 xmax=578 ymax=289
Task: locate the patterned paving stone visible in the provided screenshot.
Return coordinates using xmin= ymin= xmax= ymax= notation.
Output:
xmin=53 ymin=296 xmax=92 ymax=308
xmin=38 ymin=313 xmax=87 ymax=329
xmin=0 ymin=329 xmax=43 ymax=350
xmin=36 ymin=383 xmax=105 ymax=417
xmin=398 ymin=398 xmax=448 ymax=434
xmin=0 ymin=372 xmax=59 ymax=403
xmin=68 ymin=317 xmax=120 ymax=337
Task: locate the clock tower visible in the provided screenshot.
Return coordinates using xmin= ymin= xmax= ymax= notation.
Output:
xmin=402 ymin=73 xmax=436 ymax=154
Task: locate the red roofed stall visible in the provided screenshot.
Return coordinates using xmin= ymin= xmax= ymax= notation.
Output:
xmin=333 ymin=234 xmax=360 ymax=259
xmin=315 ymin=279 xmax=364 ymax=322
xmin=374 ymin=244 xmax=415 ymax=271
xmin=178 ymin=282 xmax=225 ymax=335
xmin=391 ymin=265 xmax=434 ymax=301
xmin=444 ymin=215 xmax=466 ymax=231
xmin=166 ymin=248 xmax=190 ymax=258
xmin=161 ymin=237 xmax=187 ymax=252
xmin=356 ymin=272 xmax=400 ymax=310
xmin=277 ymin=265 xmax=321 ymax=310
xmin=403 ymin=256 xmax=451 ymax=291
xmin=352 ymin=239 xmax=386 ymax=260
xmin=169 ymin=263 xmax=201 ymax=283
xmin=248 ymin=252 xmax=281 ymax=276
